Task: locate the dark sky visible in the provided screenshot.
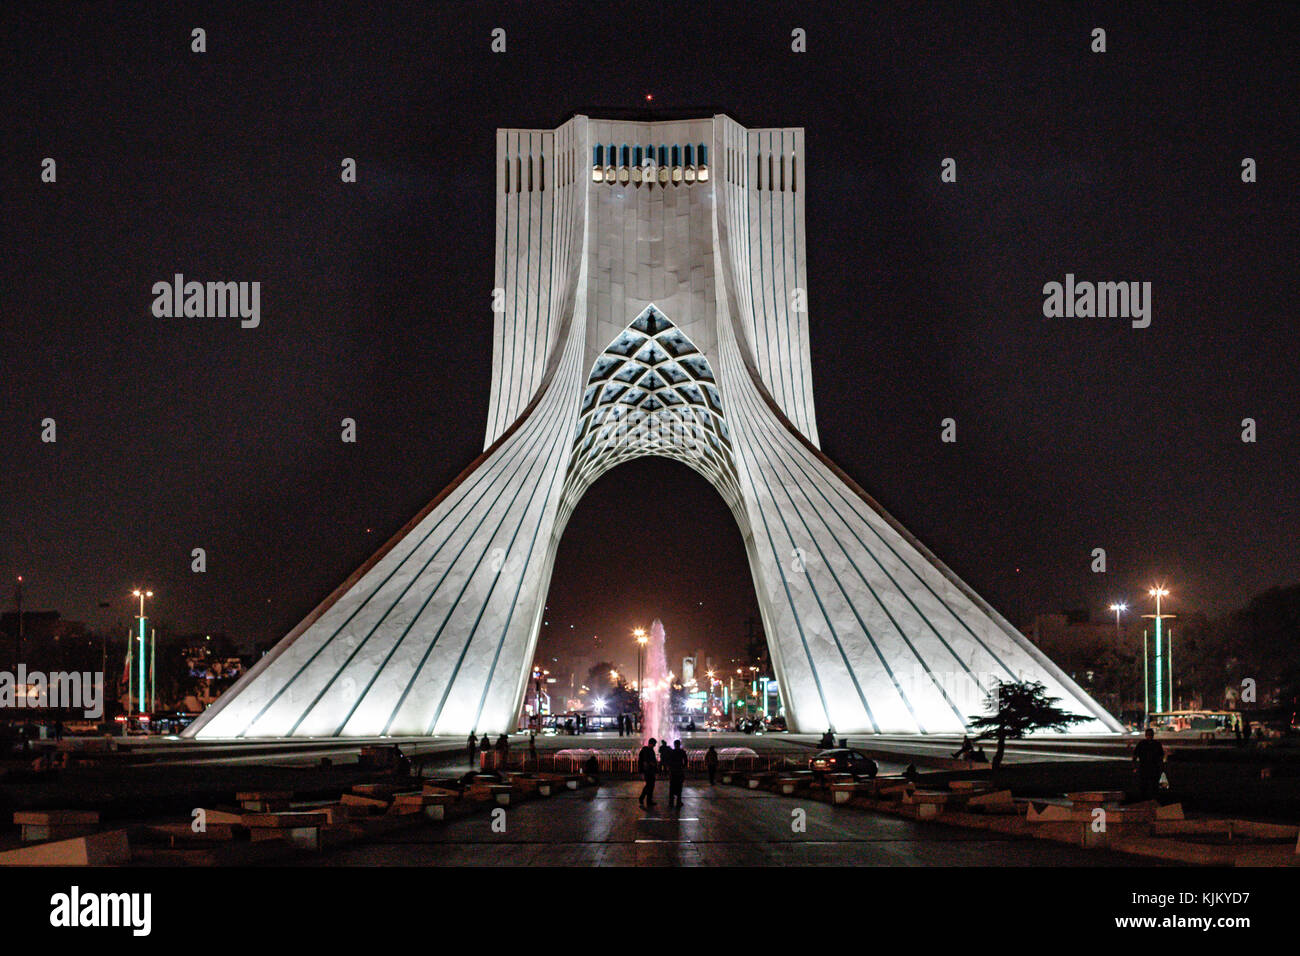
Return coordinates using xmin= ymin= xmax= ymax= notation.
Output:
xmin=3 ymin=2 xmax=1296 ymax=676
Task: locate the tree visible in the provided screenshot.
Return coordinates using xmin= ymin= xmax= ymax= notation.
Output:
xmin=967 ymin=680 xmax=1090 ymax=768
xmin=585 ymin=661 xmax=638 ymax=716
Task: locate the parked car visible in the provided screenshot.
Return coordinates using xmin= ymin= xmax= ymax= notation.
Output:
xmin=809 ymin=748 xmax=878 ymax=779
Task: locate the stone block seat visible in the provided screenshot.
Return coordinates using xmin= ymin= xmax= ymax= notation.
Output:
xmin=13 ymin=810 xmax=99 ymax=843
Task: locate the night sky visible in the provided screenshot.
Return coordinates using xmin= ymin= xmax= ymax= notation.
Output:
xmin=3 ymin=2 xmax=1296 ymax=679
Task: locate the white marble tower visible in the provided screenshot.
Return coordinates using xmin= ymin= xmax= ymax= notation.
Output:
xmin=186 ymin=115 xmax=1121 ymax=738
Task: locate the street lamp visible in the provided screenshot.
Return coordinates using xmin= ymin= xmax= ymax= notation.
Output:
xmin=1108 ymin=602 xmax=1127 ymax=642
xmin=130 ymin=589 xmax=153 ymax=717
xmin=1143 ymin=586 xmax=1174 ymax=719
xmin=633 ymin=627 xmax=647 ymax=725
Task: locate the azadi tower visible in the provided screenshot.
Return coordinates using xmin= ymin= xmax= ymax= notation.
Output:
xmin=187 ymin=114 xmax=1121 ymax=739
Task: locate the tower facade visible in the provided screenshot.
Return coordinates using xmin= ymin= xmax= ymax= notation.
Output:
xmin=186 ymin=114 xmax=1121 ymax=738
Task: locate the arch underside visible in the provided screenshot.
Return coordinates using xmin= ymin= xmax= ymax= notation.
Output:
xmin=185 ymin=306 xmax=1121 ymax=739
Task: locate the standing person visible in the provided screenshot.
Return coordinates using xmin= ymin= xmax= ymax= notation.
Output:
xmin=467 ymin=732 xmax=479 ymax=770
xmin=667 ymin=739 xmax=687 ymax=807
xmin=495 ymin=733 xmax=510 ymax=770
xmin=528 ymin=732 xmax=538 ymax=770
xmin=1133 ymin=728 xmax=1165 ymax=800
xmin=705 ymin=744 xmax=719 ymax=785
xmin=658 ymin=738 xmax=671 ymax=773
xmin=638 ymin=737 xmax=659 ymax=808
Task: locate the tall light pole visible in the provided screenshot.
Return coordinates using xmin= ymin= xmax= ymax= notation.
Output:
xmin=1144 ymin=586 xmax=1172 ymax=718
xmin=633 ymin=627 xmax=646 ymax=727
xmin=131 ymin=589 xmax=153 ymax=718
xmin=14 ymin=576 xmax=23 ymax=669
xmin=1108 ymin=602 xmax=1127 ymax=642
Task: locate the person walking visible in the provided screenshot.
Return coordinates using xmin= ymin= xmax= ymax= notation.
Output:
xmin=705 ymin=744 xmax=719 ymax=785
xmin=467 ymin=732 xmax=479 ymax=770
xmin=1133 ymin=728 xmax=1165 ymax=800
xmin=638 ymin=737 xmax=659 ymax=808
xmin=667 ymin=739 xmax=687 ymax=807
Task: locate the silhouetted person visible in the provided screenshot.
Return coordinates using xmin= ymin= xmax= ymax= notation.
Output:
xmin=705 ymin=744 xmax=719 ymax=784
xmin=495 ymin=733 xmax=509 ymax=770
xmin=638 ymin=738 xmax=659 ymax=807
xmin=1133 ymin=728 xmax=1165 ymax=800
xmin=467 ymin=732 xmax=479 ymax=769
xmin=392 ymin=744 xmax=412 ymax=779
xmin=668 ymin=739 xmax=687 ymax=807
xmin=528 ymin=732 xmax=538 ymax=769
xmin=658 ymin=739 xmax=671 ymax=773
xmin=819 ymin=729 xmax=835 ymax=749
xmin=583 ymin=753 xmax=599 ymax=781
xmin=953 ymin=736 xmax=975 ymax=760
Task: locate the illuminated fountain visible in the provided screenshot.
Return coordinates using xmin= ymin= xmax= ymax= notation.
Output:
xmin=641 ymin=619 xmax=674 ymax=745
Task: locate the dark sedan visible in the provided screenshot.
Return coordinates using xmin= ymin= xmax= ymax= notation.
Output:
xmin=809 ymin=748 xmax=878 ymax=779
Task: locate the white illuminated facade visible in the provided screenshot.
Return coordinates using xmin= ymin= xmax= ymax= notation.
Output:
xmin=186 ymin=114 xmax=1121 ymax=739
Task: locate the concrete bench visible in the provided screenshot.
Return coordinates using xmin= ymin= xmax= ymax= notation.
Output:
xmin=467 ymin=779 xmax=515 ymax=804
xmin=340 ymin=792 xmax=391 ymax=813
xmin=902 ymin=790 xmax=950 ymax=819
xmin=391 ymin=791 xmax=455 ymax=820
xmin=135 ymin=822 xmax=245 ymax=846
xmin=351 ymin=783 xmax=401 ymax=799
xmin=13 ymin=810 xmax=100 ymax=843
xmin=243 ymin=811 xmax=328 ymax=851
xmin=776 ymin=775 xmax=812 ymax=795
xmin=1066 ymin=790 xmax=1125 ymax=808
xmin=525 ymin=774 xmax=567 ymax=796
xmin=236 ymin=791 xmax=294 ymax=812
xmin=827 ymin=781 xmax=864 ymax=805
xmin=0 ymin=829 xmax=129 ymax=866
xmin=506 ymin=773 xmax=541 ymax=794
xmin=964 ymin=789 xmax=1015 ymax=813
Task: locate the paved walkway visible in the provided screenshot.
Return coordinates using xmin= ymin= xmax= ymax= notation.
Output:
xmin=305 ymin=780 xmax=1155 ymax=866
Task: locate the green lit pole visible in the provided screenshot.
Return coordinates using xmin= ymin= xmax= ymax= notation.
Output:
xmin=1147 ymin=587 xmax=1169 ymax=720
xmin=132 ymin=589 xmax=152 ymax=718
xmin=150 ymin=626 xmax=156 ymax=713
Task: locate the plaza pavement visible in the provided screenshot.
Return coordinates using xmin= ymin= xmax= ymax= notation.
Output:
xmin=299 ymin=778 xmax=1156 ymax=867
